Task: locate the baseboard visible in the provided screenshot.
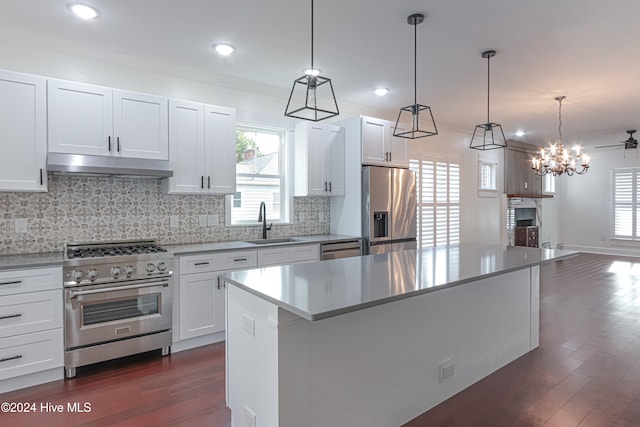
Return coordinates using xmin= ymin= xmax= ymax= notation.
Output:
xmin=171 ymin=331 xmax=225 ymax=353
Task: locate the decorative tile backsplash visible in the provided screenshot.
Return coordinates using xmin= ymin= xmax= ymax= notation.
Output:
xmin=0 ymin=176 xmax=330 ymax=255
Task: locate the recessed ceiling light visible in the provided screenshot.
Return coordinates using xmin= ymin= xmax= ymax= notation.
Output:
xmin=515 ymin=130 xmax=525 ymax=137
xmin=374 ymin=88 xmax=389 ymax=96
xmin=304 ymin=68 xmax=321 ymax=76
xmin=67 ymin=3 xmax=100 ymax=20
xmin=213 ymin=43 xmax=235 ymax=56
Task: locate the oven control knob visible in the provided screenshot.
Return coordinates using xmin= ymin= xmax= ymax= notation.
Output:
xmin=86 ymin=268 xmax=98 ymax=280
xmin=123 ymin=265 xmax=135 ymax=275
xmin=110 ymin=266 xmax=122 ymax=277
xmin=157 ymin=262 xmax=167 ymax=272
xmin=71 ymin=269 xmax=84 ymax=281
xmin=146 ymin=263 xmax=156 ymax=273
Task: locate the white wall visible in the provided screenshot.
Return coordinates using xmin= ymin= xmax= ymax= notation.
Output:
xmin=557 ymin=148 xmax=640 ymax=256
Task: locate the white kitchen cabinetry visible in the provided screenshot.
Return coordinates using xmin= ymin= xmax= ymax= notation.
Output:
xmin=48 ymin=79 xmax=169 ymax=160
xmin=257 ymin=244 xmax=319 ymax=267
xmin=294 ymin=122 xmax=345 ymax=197
xmin=176 ymin=251 xmax=257 ymax=341
xmin=361 ymin=115 xmax=409 ymax=168
xmin=163 ymin=100 xmax=236 ymax=195
xmin=0 ymin=266 xmax=63 ymax=394
xmin=0 ymin=70 xmax=47 ymax=192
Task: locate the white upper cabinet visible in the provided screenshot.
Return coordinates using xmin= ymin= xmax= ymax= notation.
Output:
xmin=294 ymin=122 xmax=345 ymax=197
xmin=0 ymin=70 xmax=47 ymax=192
xmin=163 ymin=100 xmax=236 ymax=195
xmin=47 ymin=79 xmax=168 ymax=160
xmin=361 ymin=115 xmax=409 ymax=168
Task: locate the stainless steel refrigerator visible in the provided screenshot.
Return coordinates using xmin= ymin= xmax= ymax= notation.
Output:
xmin=362 ymin=166 xmax=417 ymax=254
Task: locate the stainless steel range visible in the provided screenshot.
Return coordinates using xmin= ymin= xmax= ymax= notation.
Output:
xmin=63 ymin=240 xmax=173 ymax=378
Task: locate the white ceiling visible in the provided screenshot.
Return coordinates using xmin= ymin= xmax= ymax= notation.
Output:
xmin=2 ymin=0 xmax=640 ymax=147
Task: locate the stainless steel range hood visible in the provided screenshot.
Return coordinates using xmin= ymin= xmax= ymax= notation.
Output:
xmin=47 ymin=153 xmax=173 ymax=178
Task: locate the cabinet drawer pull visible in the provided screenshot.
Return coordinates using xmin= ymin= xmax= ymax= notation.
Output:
xmin=193 ymin=262 xmax=210 ymax=266
xmin=233 ymin=258 xmax=248 ymax=262
xmin=0 ymin=355 xmax=22 ymax=363
xmin=0 ymin=313 xmax=22 ymax=320
xmin=0 ymin=280 xmax=21 ymax=286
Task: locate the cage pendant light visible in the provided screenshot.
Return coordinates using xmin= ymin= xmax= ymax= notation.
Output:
xmin=469 ymin=50 xmax=508 ymax=150
xmin=284 ymin=0 xmax=339 ymax=122
xmin=393 ymin=13 xmax=438 ymax=139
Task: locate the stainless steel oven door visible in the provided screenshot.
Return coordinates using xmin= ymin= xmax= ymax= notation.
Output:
xmin=64 ymin=277 xmax=172 ymax=350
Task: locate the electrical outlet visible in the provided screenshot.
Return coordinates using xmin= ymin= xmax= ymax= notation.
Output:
xmin=242 ymin=314 xmax=255 ymax=336
xmin=439 ymin=358 xmax=455 ymax=383
xmin=14 ymin=218 xmax=28 ymax=234
xmin=299 ymin=212 xmax=306 ymax=223
xmin=169 ymin=216 xmax=179 ymax=228
xmin=198 ymin=215 xmax=207 ymax=227
xmin=319 ymin=212 xmax=325 ymax=222
xmin=207 ymin=214 xmax=218 ymax=226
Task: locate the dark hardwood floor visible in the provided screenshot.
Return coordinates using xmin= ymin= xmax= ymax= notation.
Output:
xmin=3 ymin=252 xmax=640 ymax=426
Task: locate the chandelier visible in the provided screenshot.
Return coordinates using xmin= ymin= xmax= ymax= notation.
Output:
xmin=531 ymin=96 xmax=590 ymax=176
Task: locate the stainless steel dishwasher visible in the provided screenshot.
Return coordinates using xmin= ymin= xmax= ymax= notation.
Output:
xmin=320 ymin=240 xmax=362 ymax=260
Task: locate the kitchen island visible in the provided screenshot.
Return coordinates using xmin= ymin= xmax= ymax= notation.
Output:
xmin=222 ymin=244 xmax=575 ymax=427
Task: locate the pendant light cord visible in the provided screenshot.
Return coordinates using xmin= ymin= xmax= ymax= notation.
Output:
xmin=413 ymin=18 xmax=417 ymax=106
xmin=558 ymin=97 xmax=563 ymax=143
xmin=486 ymin=54 xmax=491 ymax=124
xmin=310 ymin=0 xmax=314 ymax=71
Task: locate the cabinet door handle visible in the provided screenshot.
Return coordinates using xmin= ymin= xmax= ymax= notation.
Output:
xmin=389 ymin=152 xmax=392 ymax=162
xmin=208 ymin=176 xmax=211 ymax=189
xmin=108 ymin=136 xmax=112 ymax=152
xmin=117 ymin=137 xmax=121 ymax=153
xmin=0 ymin=280 xmax=21 ymax=286
xmin=40 ymin=168 xmax=43 ymax=186
xmin=201 ymin=176 xmax=204 ymax=189
xmin=217 ymin=277 xmax=220 ymax=290
xmin=194 ymin=262 xmax=210 ymax=266
xmin=329 ymin=181 xmax=332 ymax=192
xmin=233 ymin=258 xmax=248 ymax=262
xmin=0 ymin=355 xmax=22 ymax=363
xmin=0 ymin=313 xmax=22 ymax=320
xmin=324 ymin=181 xmax=327 ymax=192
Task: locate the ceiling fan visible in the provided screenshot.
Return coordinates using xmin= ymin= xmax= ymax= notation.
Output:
xmin=594 ymin=130 xmax=638 ymax=153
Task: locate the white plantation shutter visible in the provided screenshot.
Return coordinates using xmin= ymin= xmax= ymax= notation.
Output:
xmin=410 ymin=159 xmax=461 ymax=248
xmin=613 ymin=169 xmax=635 ymax=239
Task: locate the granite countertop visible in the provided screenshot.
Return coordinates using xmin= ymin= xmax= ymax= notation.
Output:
xmin=222 ymin=243 xmax=577 ymax=321
xmin=166 ymin=234 xmax=361 ymax=256
xmin=0 ymin=234 xmax=361 ymax=270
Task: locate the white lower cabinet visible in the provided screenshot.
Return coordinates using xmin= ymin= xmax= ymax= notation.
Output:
xmin=174 ymin=243 xmax=319 ymax=351
xmin=175 ymin=251 xmax=258 ymax=345
xmin=0 ymin=266 xmax=63 ymax=393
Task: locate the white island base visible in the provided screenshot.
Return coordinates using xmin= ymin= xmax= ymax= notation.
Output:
xmin=226 ymin=265 xmax=540 ymax=427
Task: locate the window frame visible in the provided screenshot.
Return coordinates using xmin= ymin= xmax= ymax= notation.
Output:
xmin=225 ymin=122 xmax=292 ymax=226
xmin=612 ymin=167 xmax=638 ymax=240
xmin=478 ymin=160 xmax=498 ymax=196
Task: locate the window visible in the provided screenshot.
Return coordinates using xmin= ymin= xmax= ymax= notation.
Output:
xmin=613 ymin=168 xmax=639 ymax=239
xmin=232 ymin=192 xmax=242 ymax=208
xmin=228 ymin=125 xmax=289 ymax=225
xmin=543 ymin=173 xmax=556 ymax=194
xmin=478 ymin=161 xmax=497 ymax=193
xmin=410 ymin=159 xmax=460 ymax=247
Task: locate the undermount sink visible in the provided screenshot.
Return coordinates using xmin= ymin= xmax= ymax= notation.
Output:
xmin=244 ymin=238 xmax=303 ymax=245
